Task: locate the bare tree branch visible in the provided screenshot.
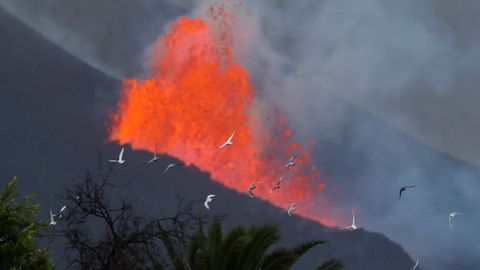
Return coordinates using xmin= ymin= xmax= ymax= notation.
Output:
xmin=56 ymin=153 xmax=208 ymax=270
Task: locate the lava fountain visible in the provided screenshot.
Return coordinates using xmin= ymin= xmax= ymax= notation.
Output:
xmin=109 ymin=7 xmax=333 ymax=225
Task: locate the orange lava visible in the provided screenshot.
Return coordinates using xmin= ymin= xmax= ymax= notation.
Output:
xmin=109 ymin=9 xmax=333 ymax=225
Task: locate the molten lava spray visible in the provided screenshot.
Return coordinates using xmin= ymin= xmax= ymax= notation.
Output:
xmin=109 ymin=7 xmax=333 ymax=225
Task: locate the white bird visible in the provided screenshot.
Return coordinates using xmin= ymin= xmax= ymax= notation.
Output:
xmin=345 ymin=209 xmax=358 ymax=230
xmin=58 ymin=205 xmax=67 ymax=219
xmin=204 ymin=194 xmax=215 ymax=210
xmin=164 ymin=163 xmax=184 ymax=174
xmin=248 ymin=183 xmax=256 ymax=198
xmin=449 ymin=212 xmax=462 ymax=229
xmin=218 ymin=132 xmax=235 ymax=150
xmin=288 ymin=203 xmax=296 ymax=216
xmin=285 ymin=155 xmax=298 ymax=170
xmin=109 ymin=147 xmax=125 ymax=164
xmin=411 ymin=258 xmax=419 ymax=270
xmin=49 ymin=209 xmax=56 ymax=226
xmin=271 ymin=175 xmax=284 ymax=191
xmin=144 ymin=144 xmax=159 ymax=165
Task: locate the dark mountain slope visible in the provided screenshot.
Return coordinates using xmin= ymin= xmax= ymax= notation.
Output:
xmin=0 ymin=7 xmax=119 ymax=197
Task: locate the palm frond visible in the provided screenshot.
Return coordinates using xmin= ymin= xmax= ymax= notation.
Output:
xmin=238 ymin=225 xmax=281 ymax=270
xmin=192 ymin=249 xmax=207 ymax=270
xmin=292 ymin=240 xmax=325 ymax=256
xmin=144 ymin=243 xmax=165 ymax=270
xmin=188 ymin=231 xmax=204 ymax=268
xmin=205 ymin=218 xmax=223 ymax=268
xmin=260 ymin=240 xmax=324 ymax=270
xmin=258 ymin=248 xmax=297 ymax=270
xmin=188 ymin=216 xmax=206 ymax=269
xmin=217 ymin=226 xmax=248 ymax=270
xmin=316 ymin=259 xmax=344 ymax=270
xmin=157 ymin=222 xmax=186 ymax=270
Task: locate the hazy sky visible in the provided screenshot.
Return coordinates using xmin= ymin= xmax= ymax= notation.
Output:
xmin=1 ymin=1 xmax=480 ymax=269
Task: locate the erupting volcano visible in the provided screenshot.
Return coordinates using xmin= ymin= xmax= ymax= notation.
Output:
xmin=109 ymin=7 xmax=333 ymax=225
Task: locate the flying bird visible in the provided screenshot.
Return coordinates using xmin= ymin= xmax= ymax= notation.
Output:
xmin=164 ymin=163 xmax=184 ymax=174
xmin=271 ymin=175 xmax=284 ymax=191
xmin=204 ymin=195 xmax=215 ymax=210
xmin=345 ymin=209 xmax=358 ymax=230
xmin=412 ymin=258 xmax=419 ymax=270
xmin=288 ymin=203 xmax=296 ymax=216
xmin=58 ymin=205 xmax=67 ymax=219
xmin=449 ymin=212 xmax=462 ymax=229
xmin=399 ymin=185 xmax=416 ymax=199
xmin=49 ymin=209 xmax=56 ymax=226
xmin=144 ymin=144 xmax=159 ymax=165
xmin=109 ymin=147 xmax=125 ymax=164
xmin=285 ymin=155 xmax=298 ymax=170
xmin=218 ymin=131 xmax=235 ymax=150
xmin=248 ymin=183 xmax=256 ymax=198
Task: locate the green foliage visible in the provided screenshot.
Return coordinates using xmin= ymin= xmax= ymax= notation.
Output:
xmin=0 ymin=177 xmax=54 ymax=270
xmin=156 ymin=221 xmax=186 ymax=270
xmin=316 ymin=259 xmax=345 ymax=270
xmin=259 ymin=240 xmax=325 ymax=270
xmin=155 ymin=218 xmax=344 ymax=270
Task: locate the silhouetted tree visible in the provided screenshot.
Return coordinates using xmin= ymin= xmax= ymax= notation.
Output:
xmin=59 ymin=157 xmax=205 ymax=270
xmin=153 ymin=218 xmax=344 ymax=270
xmin=316 ymin=259 xmax=345 ymax=270
xmin=0 ymin=177 xmax=54 ymax=269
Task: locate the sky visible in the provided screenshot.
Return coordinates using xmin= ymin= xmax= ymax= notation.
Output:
xmin=1 ymin=0 xmax=480 ymax=269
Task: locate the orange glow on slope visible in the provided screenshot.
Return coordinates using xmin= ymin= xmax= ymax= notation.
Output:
xmin=109 ymin=10 xmax=333 ymax=225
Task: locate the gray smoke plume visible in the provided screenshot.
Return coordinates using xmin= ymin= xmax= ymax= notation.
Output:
xmin=1 ymin=0 xmax=480 ymax=269
xmin=236 ymin=1 xmax=480 ymax=269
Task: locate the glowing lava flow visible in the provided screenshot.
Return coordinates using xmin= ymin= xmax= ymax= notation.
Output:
xmin=109 ymin=14 xmax=333 ymax=225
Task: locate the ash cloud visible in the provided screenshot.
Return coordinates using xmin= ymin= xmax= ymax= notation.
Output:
xmin=236 ymin=1 xmax=480 ymax=269
xmin=2 ymin=0 xmax=480 ymax=269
